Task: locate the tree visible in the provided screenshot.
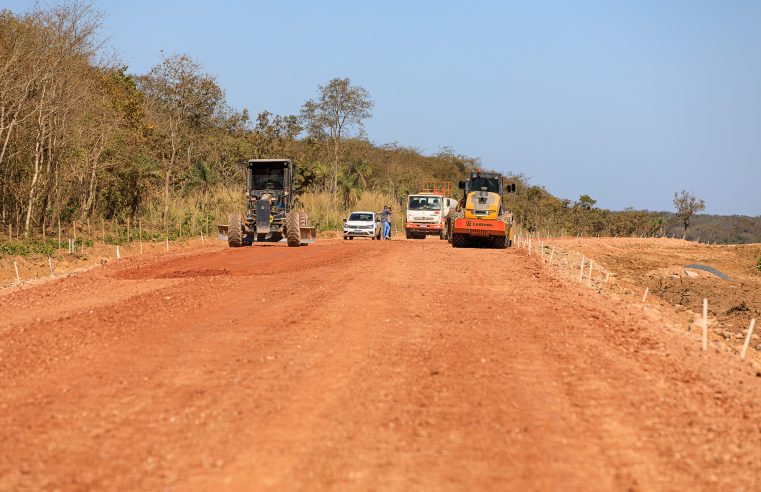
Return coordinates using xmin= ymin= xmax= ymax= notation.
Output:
xmin=337 ymin=158 xmax=372 ymax=206
xmin=576 ymin=195 xmax=597 ymax=210
xmin=673 ymin=190 xmax=705 ymax=239
xmin=300 ymin=77 xmax=373 ymax=202
xmin=139 ymin=54 xmax=224 ymax=226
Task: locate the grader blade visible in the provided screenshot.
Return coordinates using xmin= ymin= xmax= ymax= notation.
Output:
xmin=300 ymin=227 xmax=317 ymax=245
xmin=217 ymin=224 xmax=229 ymax=241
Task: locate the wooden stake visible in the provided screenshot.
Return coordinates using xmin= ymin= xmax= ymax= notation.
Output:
xmin=116 ymin=245 xmax=121 ymax=259
xmin=702 ymin=298 xmax=708 ymax=351
xmin=201 ymin=232 xmax=204 ymax=245
xmin=605 ymin=272 xmax=610 ymax=284
xmin=549 ymin=246 xmax=555 ymax=266
xmin=741 ymin=319 xmax=756 ymax=359
xmin=166 ymin=237 xmax=169 ymax=252
xmin=139 ymin=219 xmax=143 ymax=253
xmin=642 ymin=287 xmax=649 ymax=303
xmin=579 ymin=256 xmax=585 ymax=283
xmin=587 ymin=260 xmax=594 ymax=287
xmin=14 ymin=261 xmax=20 ymax=284
xmin=48 ymin=256 xmax=54 ymax=277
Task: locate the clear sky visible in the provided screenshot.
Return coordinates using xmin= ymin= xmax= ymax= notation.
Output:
xmin=9 ymin=1 xmax=761 ymax=214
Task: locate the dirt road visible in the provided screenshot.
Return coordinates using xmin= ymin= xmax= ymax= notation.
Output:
xmin=2 ymin=238 xmax=761 ymax=490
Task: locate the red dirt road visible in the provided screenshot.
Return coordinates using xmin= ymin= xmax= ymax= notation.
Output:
xmin=2 ymin=239 xmax=761 ymax=490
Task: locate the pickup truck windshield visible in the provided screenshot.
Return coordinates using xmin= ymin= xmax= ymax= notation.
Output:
xmin=348 ymin=213 xmax=374 ymax=222
xmin=408 ymin=196 xmax=441 ymax=210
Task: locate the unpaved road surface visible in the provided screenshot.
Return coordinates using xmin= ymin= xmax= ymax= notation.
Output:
xmin=2 ymin=239 xmax=761 ymax=491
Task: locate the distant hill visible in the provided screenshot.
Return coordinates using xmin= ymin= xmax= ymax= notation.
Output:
xmin=664 ymin=214 xmax=761 ymax=244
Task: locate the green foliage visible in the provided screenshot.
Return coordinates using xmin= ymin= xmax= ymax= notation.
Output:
xmin=756 ymin=258 xmax=761 ymax=271
xmin=502 ymin=176 xmax=665 ymax=237
xmin=0 ymin=239 xmax=57 ymax=257
xmin=673 ymin=190 xmax=706 ymax=236
xmin=1 ymin=5 xmax=750 ymax=249
xmin=576 ymin=195 xmax=597 ymax=210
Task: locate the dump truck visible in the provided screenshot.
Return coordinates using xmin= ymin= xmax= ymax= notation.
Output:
xmin=218 ymin=159 xmax=316 ymax=247
xmin=405 ymin=181 xmax=458 ymax=240
xmin=446 ymin=170 xmax=516 ymax=248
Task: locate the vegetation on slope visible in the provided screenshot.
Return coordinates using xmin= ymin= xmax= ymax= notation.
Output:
xmin=1 ymin=3 xmax=757 ymax=257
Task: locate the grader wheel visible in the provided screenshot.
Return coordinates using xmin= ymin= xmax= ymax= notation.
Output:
xmin=228 ymin=214 xmax=243 ymax=247
xmin=286 ymin=211 xmax=301 ymax=247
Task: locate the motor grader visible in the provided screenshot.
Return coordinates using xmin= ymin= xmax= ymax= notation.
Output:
xmin=446 ymin=170 xmax=516 ymax=248
xmin=218 ymin=159 xmax=316 ymax=247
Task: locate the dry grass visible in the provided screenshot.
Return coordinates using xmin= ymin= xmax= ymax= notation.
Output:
xmin=300 ymin=191 xmax=404 ymax=231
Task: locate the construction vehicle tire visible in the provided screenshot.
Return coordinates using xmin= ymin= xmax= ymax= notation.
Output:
xmin=493 ymin=235 xmax=509 ymax=249
xmin=448 ymin=211 xmax=463 ymax=244
xmin=452 ymin=233 xmax=468 ymax=248
xmin=228 ymin=214 xmax=243 ymax=247
xmin=286 ymin=211 xmax=301 ymax=247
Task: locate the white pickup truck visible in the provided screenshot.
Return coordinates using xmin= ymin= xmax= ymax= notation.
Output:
xmin=405 ymin=193 xmax=458 ymax=240
xmin=343 ymin=211 xmax=382 ymax=240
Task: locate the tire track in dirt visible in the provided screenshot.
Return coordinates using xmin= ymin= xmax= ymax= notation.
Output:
xmin=2 ymin=239 xmax=761 ymax=490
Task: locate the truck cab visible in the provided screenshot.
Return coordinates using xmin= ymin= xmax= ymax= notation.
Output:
xmin=404 ymin=181 xmax=456 ymax=240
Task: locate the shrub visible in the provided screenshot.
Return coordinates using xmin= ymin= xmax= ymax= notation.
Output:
xmin=757 ymin=258 xmax=761 ymax=271
xmin=0 ymin=239 xmax=57 ymax=257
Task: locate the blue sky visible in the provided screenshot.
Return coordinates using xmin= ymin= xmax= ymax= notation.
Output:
xmin=9 ymin=1 xmax=761 ymax=214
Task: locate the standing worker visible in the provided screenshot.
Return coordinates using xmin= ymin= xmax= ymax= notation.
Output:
xmin=381 ymin=205 xmax=392 ymax=240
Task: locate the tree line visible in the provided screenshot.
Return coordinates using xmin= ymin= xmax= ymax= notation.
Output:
xmin=0 ymin=4 xmax=479 ymax=241
xmin=2 ymin=3 xmax=731 ymax=246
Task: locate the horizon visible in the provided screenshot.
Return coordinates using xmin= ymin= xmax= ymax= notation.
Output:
xmin=7 ymin=0 xmax=760 ymax=216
